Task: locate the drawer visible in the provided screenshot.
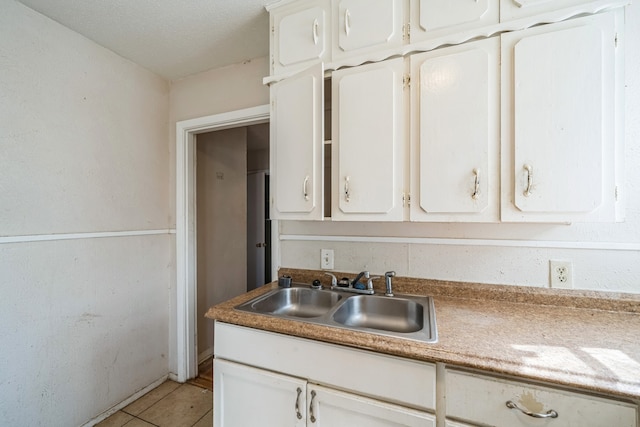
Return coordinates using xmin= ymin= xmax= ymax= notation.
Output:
xmin=214 ymin=322 xmax=436 ymax=411
xmin=446 ymin=369 xmax=637 ymax=427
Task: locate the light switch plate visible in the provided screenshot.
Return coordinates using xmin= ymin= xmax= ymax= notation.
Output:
xmin=321 ymin=249 xmax=334 ymax=270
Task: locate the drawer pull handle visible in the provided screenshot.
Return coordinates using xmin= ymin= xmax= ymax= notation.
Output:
xmin=344 ymin=176 xmax=351 ymax=202
xmin=472 ymin=168 xmax=480 ymax=200
xmin=312 ymin=19 xmax=319 ymax=45
xmin=295 ymin=387 xmax=303 ymax=419
xmin=506 ymin=400 xmax=558 ymax=419
xmin=309 ymin=390 xmax=317 ymax=423
xmin=303 ymin=176 xmax=310 ymax=201
xmin=523 ymin=164 xmax=533 ymax=197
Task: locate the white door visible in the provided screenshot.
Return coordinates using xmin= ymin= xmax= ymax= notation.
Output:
xmin=334 ymin=0 xmax=403 ymax=59
xmin=411 ymin=37 xmax=499 ymax=222
xmin=273 ymin=0 xmax=329 ymax=75
xmin=247 ymin=171 xmax=266 ymax=290
xmin=214 ymin=359 xmax=307 ymax=427
xmin=410 ymin=0 xmax=498 ymax=42
xmin=332 ymin=57 xmax=405 ymax=221
xmin=271 ymin=63 xmax=324 ymax=220
xmin=309 ymin=384 xmax=436 ymax=426
xmin=501 ymin=11 xmax=620 ymax=222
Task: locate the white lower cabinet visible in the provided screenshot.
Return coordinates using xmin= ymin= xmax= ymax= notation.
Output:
xmin=311 ymin=384 xmax=435 ymax=426
xmin=214 ymin=359 xmax=307 ymax=427
xmin=215 ymin=359 xmax=435 ymax=426
xmin=445 ymin=369 xmax=638 ymax=427
xmin=213 ymin=322 xmax=436 ymax=426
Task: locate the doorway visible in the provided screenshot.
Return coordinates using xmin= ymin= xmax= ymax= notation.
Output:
xmin=194 ymin=123 xmax=271 ymax=364
xmin=175 ymin=105 xmax=271 ymax=382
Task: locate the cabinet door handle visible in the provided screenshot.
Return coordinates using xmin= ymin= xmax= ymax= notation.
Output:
xmin=472 ymin=168 xmax=480 ymax=200
xmin=303 ymin=176 xmax=310 ymax=201
xmin=309 ymin=390 xmax=317 ymax=423
xmin=312 ymin=18 xmax=319 ymax=45
xmin=344 ymin=176 xmax=351 ymax=202
xmin=506 ymin=400 xmax=558 ymax=419
xmin=295 ymin=387 xmax=303 ymax=419
xmin=523 ymin=164 xmax=533 ymax=197
xmin=344 ymin=9 xmax=351 ymax=36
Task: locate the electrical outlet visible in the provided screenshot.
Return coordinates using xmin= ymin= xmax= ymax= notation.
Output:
xmin=550 ymin=260 xmax=573 ymax=288
xmin=321 ymin=249 xmax=334 ymax=270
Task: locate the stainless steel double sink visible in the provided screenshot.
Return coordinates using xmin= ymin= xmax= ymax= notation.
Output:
xmin=235 ymin=284 xmax=437 ymax=343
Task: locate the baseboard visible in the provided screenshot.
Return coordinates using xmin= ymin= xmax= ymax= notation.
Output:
xmin=81 ymin=374 xmax=169 ymax=427
xmin=198 ymin=346 xmax=214 ymax=364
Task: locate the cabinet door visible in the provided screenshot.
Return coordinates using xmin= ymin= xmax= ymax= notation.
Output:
xmin=310 ymin=384 xmax=436 ymax=426
xmin=500 ymin=0 xmax=613 ymax=22
xmin=272 ymin=0 xmax=330 ymax=75
xmin=446 ymin=369 xmax=638 ymax=427
xmin=332 ymin=58 xmax=405 ymax=221
xmin=214 ymin=359 xmax=307 ymax=427
xmin=500 ymin=11 xmax=621 ymax=222
xmin=410 ymin=0 xmax=499 ymax=43
xmin=333 ymin=0 xmax=404 ymax=61
xmin=271 ymin=63 xmax=324 ymax=220
xmin=410 ymin=37 xmax=499 ymax=222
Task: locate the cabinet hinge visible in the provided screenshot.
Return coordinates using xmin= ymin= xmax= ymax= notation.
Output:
xmin=614 ymin=32 xmax=618 ymax=48
xmin=271 ymin=26 xmax=275 ymax=34
xmin=402 ymin=23 xmax=411 ymax=42
xmin=403 ymin=74 xmax=411 ymax=89
xmin=403 ymin=193 xmax=411 ymax=207
xmin=615 ymin=185 xmax=619 ymax=201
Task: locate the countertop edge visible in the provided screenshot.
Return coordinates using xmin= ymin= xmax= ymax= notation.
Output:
xmin=206 ymin=275 xmax=640 ymax=402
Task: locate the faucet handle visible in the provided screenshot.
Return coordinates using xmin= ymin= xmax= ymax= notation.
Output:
xmin=324 ymin=272 xmax=337 ymax=287
xmin=385 ymin=271 xmax=396 ymax=278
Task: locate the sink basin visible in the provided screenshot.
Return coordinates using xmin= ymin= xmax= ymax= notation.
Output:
xmin=238 ymin=287 xmax=342 ymax=318
xmin=235 ymin=284 xmax=437 ymax=343
xmin=332 ymin=295 xmax=423 ymax=333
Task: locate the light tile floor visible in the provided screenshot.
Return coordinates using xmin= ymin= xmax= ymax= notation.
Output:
xmin=96 ymin=380 xmax=212 ymax=427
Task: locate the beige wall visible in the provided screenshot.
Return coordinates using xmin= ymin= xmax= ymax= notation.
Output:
xmin=0 ymin=1 xmax=171 ymax=426
xmin=168 ymin=56 xmax=269 ymax=373
xmin=196 ymin=128 xmax=248 ymax=359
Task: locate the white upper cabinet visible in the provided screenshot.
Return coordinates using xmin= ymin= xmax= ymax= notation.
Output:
xmin=270 ymin=63 xmax=324 ymax=220
xmin=332 ymin=0 xmax=404 ymax=63
xmin=500 ymin=0 xmax=626 ymax=23
xmin=501 ymin=11 xmax=623 ymax=222
xmin=332 ymin=58 xmax=406 ymax=221
xmin=270 ymin=0 xmax=330 ymax=76
xmin=410 ymin=0 xmax=499 ymax=43
xmin=410 ymin=37 xmax=500 ymax=222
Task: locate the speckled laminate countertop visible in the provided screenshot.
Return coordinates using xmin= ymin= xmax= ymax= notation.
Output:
xmin=205 ymin=268 xmax=640 ymax=402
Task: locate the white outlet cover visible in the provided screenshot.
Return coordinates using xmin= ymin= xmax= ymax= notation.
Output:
xmin=550 ymin=260 xmax=573 ymax=289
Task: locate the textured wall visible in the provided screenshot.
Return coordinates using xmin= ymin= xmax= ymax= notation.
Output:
xmin=0 ymin=1 xmax=171 ymax=425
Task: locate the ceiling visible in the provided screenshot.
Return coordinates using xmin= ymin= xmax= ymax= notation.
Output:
xmin=18 ymin=0 xmax=275 ymax=81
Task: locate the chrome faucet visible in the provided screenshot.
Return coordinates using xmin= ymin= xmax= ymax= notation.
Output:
xmin=384 ymin=271 xmax=396 ymax=297
xmin=351 ymin=270 xmax=369 ymax=287
xmin=324 ymin=271 xmax=377 ymax=295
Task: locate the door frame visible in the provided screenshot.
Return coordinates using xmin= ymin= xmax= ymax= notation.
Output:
xmin=175 ymin=105 xmax=270 ymax=381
